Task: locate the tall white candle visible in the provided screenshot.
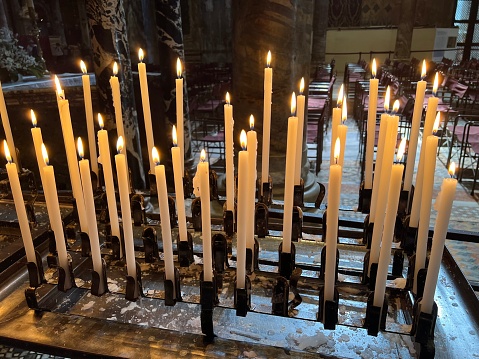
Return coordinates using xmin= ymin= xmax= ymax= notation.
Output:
xmin=80 ymin=60 xmax=98 ymax=177
xmin=403 ymin=60 xmax=427 ymax=192
xmin=41 ymin=144 xmax=71 ymax=287
xmin=3 ymin=141 xmax=36 ymax=263
xmin=261 ymin=51 xmax=272 ymax=188
xmin=337 ymin=96 xmax=348 ymax=167
xmin=197 ymin=150 xmax=213 ymax=281
xmin=78 ymin=138 xmax=104 ymax=293
xmin=410 ymin=73 xmax=439 ymax=227
xmin=324 ymin=138 xmax=342 ymax=306
xmin=176 ymin=58 xmax=185 ymax=174
xmin=247 ymin=115 xmax=257 ymax=254
xmin=365 ymin=59 xmax=378 ymax=189
xmin=330 ymin=85 xmax=344 ymax=165
xmin=152 ymin=148 xmax=175 ymax=282
xmin=236 ymin=131 xmax=249 ymax=289
xmin=373 ymin=139 xmax=406 ymax=307
xmin=172 ymin=126 xmax=188 ymax=242
xmin=0 ymin=82 xmax=19 ymax=167
xmin=282 ymin=93 xmax=298 ymax=254
xmin=421 ymin=163 xmax=457 ymax=314
xmin=224 ymin=92 xmax=235 ymax=214
xmin=295 ymin=78 xmax=306 ymax=186
xmin=30 ymin=110 xmax=46 ymax=189
xmin=54 ymin=76 xmax=88 ymax=234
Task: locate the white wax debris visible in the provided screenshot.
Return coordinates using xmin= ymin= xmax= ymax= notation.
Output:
xmin=81 ymin=301 xmax=95 ymax=311
xmin=392 ymin=278 xmax=407 ymax=289
xmin=120 ymin=301 xmax=138 ymax=314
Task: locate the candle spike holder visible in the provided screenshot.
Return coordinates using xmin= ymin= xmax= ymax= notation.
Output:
xmin=24 ymin=286 xmax=40 ymax=310
xmin=223 ymin=209 xmax=234 ymax=236
xmin=47 ymin=229 xmax=58 ymax=268
xmin=98 ymin=163 xmax=105 ymax=191
xmin=271 ymin=276 xmax=289 ymax=316
xmin=415 ymin=267 xmax=428 ymax=299
xmin=246 ymin=238 xmax=260 ymax=273
xmin=401 ymin=215 xmax=418 ymax=256
xmin=125 ymin=261 xmax=143 ymax=301
xmin=131 ymin=194 xmax=146 ymax=226
xmin=278 ymin=242 xmax=296 ymax=279
xmin=318 ymin=286 xmax=340 ymax=330
xmin=259 ymin=176 xmax=273 ymax=206
xmin=254 ymin=202 xmax=269 ymax=238
xmin=57 ymin=254 xmax=75 ymax=292
xmin=292 ymin=206 xmax=303 ymax=242
xmin=358 ymin=181 xmax=372 ymax=214
xmin=213 ymin=233 xmax=228 ymax=274
xmin=183 ymin=171 xmax=194 ymax=198
xmin=200 ymin=272 xmax=218 ymax=343
xmin=148 ymin=172 xmax=157 ymax=195
xmin=234 ymin=275 xmax=251 ymax=317
xmin=364 ymin=292 xmax=388 ymax=336
xmin=26 ymin=250 xmax=45 ymax=288
xmin=293 ymin=178 xmax=304 ymax=208
xmin=392 ymin=248 xmax=405 ymax=277
xmin=289 ymin=267 xmax=303 ymax=310
xmin=363 ymin=215 xmax=374 ymax=248
xmin=80 ymin=231 xmax=91 ymax=257
xmin=91 ymin=258 xmax=108 ymax=297
xmin=177 ymin=231 xmax=194 ymax=267
xmin=314 ymin=182 xmax=326 ymax=209
xmin=128 ymin=168 xmax=135 ymax=194
xmin=319 ymin=245 xmax=340 ymax=281
xmin=99 ymin=192 xmax=109 ymax=224
xmin=25 ymin=202 xmax=37 ymax=228
xmin=411 ymin=300 xmax=438 ymax=358
xmin=109 ymin=224 xmax=125 ymax=260
xmin=164 ymin=267 xmax=182 ymax=306
xmin=191 ymin=197 xmax=202 ymax=231
xmin=142 ymin=226 xmax=159 ymax=263
xmin=398 ymin=186 xmax=412 ymax=217
xmin=406 ymin=252 xmax=416 ymax=290
xmin=90 ymin=170 xmax=99 ymax=194
xmin=167 ymin=195 xmax=177 ymax=227
xmin=362 ymin=251 xmax=379 ymax=289
xmin=209 ymin=169 xmax=219 ymax=201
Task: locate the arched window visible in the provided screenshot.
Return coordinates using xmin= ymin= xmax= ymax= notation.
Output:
xmin=454 ymin=0 xmax=479 ymax=60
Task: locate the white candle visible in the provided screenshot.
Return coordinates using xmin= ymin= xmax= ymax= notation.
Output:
xmin=77 ymin=138 xmax=104 ymax=292
xmin=403 ymin=60 xmax=427 ymax=192
xmin=330 ymin=84 xmax=344 ymax=165
xmin=324 ymin=138 xmax=342 ymax=305
xmin=410 ymin=73 xmax=439 ymax=227
xmin=373 ymin=139 xmax=406 ymax=307
xmin=414 ymin=113 xmax=441 ymax=293
xmin=138 ymin=50 xmax=156 ymax=174
xmin=80 ymin=61 xmax=98 ymax=177
xmin=197 ymin=150 xmax=213 ymax=281
xmin=3 ymin=141 xmax=36 ymax=263
xmin=421 ymin=163 xmax=457 ymax=314
xmin=224 ymin=92 xmax=235 ymax=214
xmin=282 ymin=93 xmax=298 ymax=254
xmin=0 ymin=82 xmax=19 ymax=167
xmin=97 ymin=115 xmax=121 ymax=242
xmin=115 ymin=137 xmax=137 ymax=286
xmin=172 ymin=126 xmax=188 ymax=242
xmin=261 ymin=51 xmax=272 ymax=188
xmin=30 ymin=110 xmax=46 ymax=189
xmin=152 ymin=148 xmax=175 ymax=282
xmin=41 ymin=144 xmax=71 ymax=287
xmin=295 ymin=78 xmax=306 ymax=185
xmin=236 ymin=131 xmax=249 ymax=289
xmin=337 ymin=96 xmax=348 ymax=167
xmin=365 ymin=59 xmax=378 ymax=189
xmin=247 ymin=115 xmax=257 ymax=254
xmin=176 ymin=58 xmax=185 ymax=174
xmin=54 ymin=76 xmax=88 ymax=234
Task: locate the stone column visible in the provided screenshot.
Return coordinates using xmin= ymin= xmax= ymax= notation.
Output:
xmin=311 ymin=0 xmax=329 ymax=64
xmin=232 ymin=0 xmax=318 ymax=200
xmin=141 ymin=0 xmax=159 ymax=64
xmin=0 ymin=0 xmax=8 ymax=30
xmin=394 ymin=0 xmax=417 ymax=59
xmin=86 ymin=0 xmax=145 ymax=187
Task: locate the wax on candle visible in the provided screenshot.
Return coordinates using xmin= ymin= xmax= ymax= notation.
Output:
xmin=338 ymin=95 xmax=348 ymax=167
xmin=364 ymin=59 xmax=378 ymax=189
xmin=282 ymin=93 xmax=298 ymax=254
xmin=236 ymin=131 xmax=248 ymax=289
xmin=247 ymin=115 xmax=257 ymax=257
xmin=330 ymin=85 xmax=343 ymax=164
xmin=176 ymin=58 xmax=185 ymax=174
xmin=197 ymin=149 xmax=213 ymax=281
xmin=30 ymin=110 xmax=46 ymax=188
xmin=295 ymin=78 xmax=306 ymax=185
xmin=80 ymin=60 xmax=98 ymax=177
xmin=171 ymin=126 xmax=188 ymax=242
xmin=224 ymin=92 xmax=235 ymax=214
xmin=261 ymin=50 xmax=272 ymax=188
xmin=0 ymin=82 xmax=18 ymax=167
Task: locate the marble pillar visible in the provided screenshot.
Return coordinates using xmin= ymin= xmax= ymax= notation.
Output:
xmin=232 ymin=0 xmax=317 ymax=199
xmin=123 ymin=0 xmax=147 ymax=60
xmin=311 ymin=0 xmax=329 ymax=64
xmin=0 ymin=0 xmax=8 ymax=30
xmin=154 ymin=0 xmax=194 ymax=172
xmin=394 ymin=0 xmax=417 ymax=59
xmin=141 ymin=0 xmax=160 ymax=64
xmin=86 ymin=0 xmax=145 ymax=187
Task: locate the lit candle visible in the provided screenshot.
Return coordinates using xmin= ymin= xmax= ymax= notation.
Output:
xmin=80 ymin=60 xmax=98 ymax=178
xmin=236 ymin=131 xmax=249 ymax=289
xmin=414 ymin=113 xmax=441 ymax=293
xmin=330 ymin=85 xmax=343 ymax=164
xmin=224 ymin=92 xmax=235 ymax=215
xmin=41 ymin=144 xmax=71 ymax=288
xmin=197 ymin=149 xmax=213 ymax=281
xmin=0 ymin=82 xmax=19 ymax=167
xmin=247 ymin=115 xmax=257 ymax=256
xmin=97 ymin=114 xmax=121 ymax=243
xmin=54 ymin=76 xmax=88 ymax=234
xmin=115 ymin=136 xmax=137 ymax=292
xmin=421 ymin=163 xmax=457 ymax=314
xmin=261 ymin=50 xmax=272 ymax=190
xmin=171 ymin=126 xmax=188 ymax=242
xmin=282 ymin=93 xmax=298 ymax=254
xmin=403 ymin=60 xmax=427 ymax=192
xmin=78 ymin=138 xmax=104 ymax=292
xmin=295 ymin=77 xmax=306 ymax=185
xmin=152 ymin=147 xmax=175 ymax=282
xmin=324 ymin=138 xmax=342 ymax=306
xmin=410 ymin=72 xmax=440 ymax=227
xmin=30 ymin=110 xmax=46 ymax=188
xmin=373 ymin=138 xmax=406 ymax=307
xmin=3 ymin=141 xmax=36 ymax=263
xmin=337 ymin=95 xmax=348 ymax=167
xmin=364 ymin=59 xmax=378 ymax=189
xmin=176 ymin=58 xmax=184 ymax=174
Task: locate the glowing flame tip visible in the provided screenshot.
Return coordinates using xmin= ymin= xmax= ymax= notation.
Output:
xmin=138 ymin=48 xmax=144 ymax=62
xmin=3 ymin=140 xmax=11 ymax=163
xmin=267 ymin=51 xmax=271 ymax=67
xmin=113 ymin=62 xmax=118 ymax=75
xmin=200 ymin=149 xmax=207 ymax=162
xmin=152 ymin=147 xmax=160 ymax=165
xmin=421 ymin=60 xmax=427 ymax=79
xmin=397 ymin=138 xmax=407 ymax=161
xmin=117 ymin=136 xmax=124 ymax=153
xmin=449 ymin=162 xmax=456 ymax=177
xmin=291 ymin=92 xmax=296 ymax=115
xmin=77 ymin=137 xmax=84 ymax=159
xmin=433 ymin=72 xmax=439 ymax=95
xmin=334 ymin=137 xmax=341 ymax=163
xmin=176 ymin=58 xmax=182 ymax=77
xmin=300 ymin=77 xmax=305 ymax=94
xmin=226 ymin=92 xmax=230 ymax=104
xmin=80 ymin=60 xmax=87 ymax=74
xmin=392 ymin=100 xmax=400 ymax=114
xmin=31 ymin=109 xmax=37 ymax=127
xmin=98 ymin=113 xmax=104 ymax=129
xmin=172 ymin=125 xmax=178 ymax=146
xmin=372 ymin=59 xmax=377 ymax=78
xmin=240 ymin=130 xmax=247 ymax=150
xmin=249 ymin=115 xmax=254 ymax=130
xmin=41 ymin=143 xmax=49 ymax=166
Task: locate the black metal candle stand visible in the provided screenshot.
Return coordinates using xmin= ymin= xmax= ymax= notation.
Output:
xmin=80 ymin=231 xmax=91 ymax=257
xmin=362 ymin=251 xmax=379 ymax=289
xmin=407 ymin=255 xmax=428 ymax=299
xmin=364 ymin=291 xmax=388 ymax=336
xmin=213 ymin=233 xmax=229 ymax=274
xmin=167 ymin=195 xmax=177 ymax=227
xmin=411 ymin=300 xmax=438 ymax=358
xmin=278 ymin=242 xmax=296 ymax=279
xmin=108 ymin=225 xmax=125 ymax=261
xmin=91 ymin=258 xmax=108 ymax=297
xmin=131 ymin=193 xmax=146 ymax=226
xmin=183 ymin=171 xmax=194 ymax=198
xmin=200 ymin=273 xmax=218 ymax=343
xmin=148 ymin=172 xmax=157 ymax=195
xmin=254 ymin=202 xmax=269 ymax=238
xmin=319 ymin=245 xmax=340 ymax=281
xmin=26 ymin=250 xmax=45 ymax=288
xmin=164 ymin=267 xmax=182 ymax=306
xmin=362 ymin=214 xmax=374 ymax=248
xmin=57 ymin=256 xmax=75 ymax=292
xmin=177 ymin=231 xmax=194 ymax=267
xmin=246 ymin=237 xmax=260 ymax=273
xmin=259 ymin=176 xmax=273 ymax=206
xmin=271 ymin=275 xmax=289 ymax=317
xmin=293 ymin=178 xmax=304 ymax=208
xmin=222 ymin=208 xmax=235 ymax=236
xmin=234 ymin=275 xmax=251 ymax=317
xmin=90 ymin=170 xmax=100 ymax=194
xmin=142 ymin=226 xmax=159 ymax=263
xmin=46 ymin=229 xmax=58 ymax=267
xmin=209 ymin=169 xmax=219 ymax=201
xmin=318 ymin=286 xmax=340 ymax=330
xmin=292 ymin=206 xmax=303 ymax=242
xmin=358 ymin=181 xmax=372 ymax=214
xmin=125 ymin=261 xmax=143 ymax=301
xmin=401 ymin=216 xmax=418 ymax=256
xmin=191 ymin=197 xmax=202 ymax=231
xmin=398 ymin=187 xmax=411 ymax=217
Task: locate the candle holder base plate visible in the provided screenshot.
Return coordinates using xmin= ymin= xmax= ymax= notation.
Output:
xmin=278 ymin=243 xmax=296 ymax=279
xmin=319 ymin=245 xmax=340 ymax=281
xmin=125 ymin=261 xmax=143 ymax=301
xmin=254 ymin=203 xmax=269 ymax=238
xmin=293 ymin=179 xmax=304 ymax=208
xmin=259 ymin=176 xmax=273 ymax=206
xmin=358 ymin=181 xmax=372 ymax=214
xmin=200 ymin=274 xmax=218 ymax=342
xmin=142 ymin=226 xmax=159 ymax=263
xmin=365 ymin=292 xmax=388 ymax=336
xmin=177 ymin=231 xmax=194 ymax=267
xmin=91 ymin=258 xmax=108 ymax=297
xmin=164 ymin=267 xmax=182 ymax=306
xmin=234 ymin=276 xmax=251 ymax=317
xmin=26 ymin=250 xmax=45 ymax=288
xmin=318 ymin=286 xmax=339 ymax=330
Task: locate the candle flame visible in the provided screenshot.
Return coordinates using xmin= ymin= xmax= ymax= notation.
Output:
xmin=172 ymin=125 xmax=178 ymax=146
xmin=300 ymin=77 xmax=305 ymax=94
xmin=240 ymin=130 xmax=247 ymax=150
xmin=41 ymin=143 xmax=49 ymax=166
xmin=421 ymin=60 xmax=427 ymax=79
xmin=372 ymin=58 xmax=377 ymax=78
xmin=266 ymin=50 xmax=271 ymax=67
xmin=433 ymin=112 xmax=441 ymax=134
xmin=152 ymin=147 xmax=160 ymax=166
xmin=98 ymin=113 xmax=104 ymax=129
xmin=54 ymin=75 xmax=63 ymax=97
xmin=200 ymin=149 xmax=206 ymax=162
xmin=334 ymin=137 xmax=340 ymax=164
xmin=139 ymin=48 xmax=144 ymax=62
xmin=249 ymin=114 xmax=254 ymax=130
xmin=31 ymin=109 xmax=37 ymax=127
xmin=80 ymin=60 xmax=87 ymax=74
xmin=433 ymin=72 xmax=439 ymax=96
xmin=176 ymin=58 xmax=182 ymax=77
xmin=117 ymin=136 xmax=124 ymax=154
xmin=392 ymin=100 xmax=400 ymax=114
xmin=397 ymin=138 xmax=406 ymax=161
xmin=449 ymin=162 xmax=456 ymax=176
xmin=291 ymin=92 xmax=296 ymax=116
xmin=341 ymin=96 xmax=347 ymax=123
xmin=113 ymin=62 xmax=118 ymax=75
xmin=3 ymin=140 xmax=11 ymax=163
xmin=226 ymin=92 xmax=230 ymax=104
xmin=337 ymin=84 xmax=344 ymax=107
xmin=384 ymin=86 xmax=391 ymax=112
xmin=77 ymin=137 xmax=84 ymax=159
